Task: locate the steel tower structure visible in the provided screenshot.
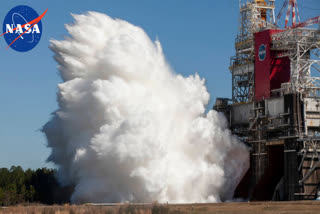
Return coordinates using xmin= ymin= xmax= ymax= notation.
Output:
xmin=231 ymin=0 xmax=276 ymax=103
xmin=215 ymin=0 xmax=320 ymax=200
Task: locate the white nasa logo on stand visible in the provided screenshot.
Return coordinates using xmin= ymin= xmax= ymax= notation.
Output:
xmin=259 ymin=44 xmax=267 ymax=61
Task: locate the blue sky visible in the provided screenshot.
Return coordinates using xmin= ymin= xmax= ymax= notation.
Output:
xmin=0 ymin=0 xmax=319 ymax=169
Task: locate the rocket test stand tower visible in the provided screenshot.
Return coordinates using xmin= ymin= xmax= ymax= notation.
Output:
xmin=214 ymin=0 xmax=320 ymax=200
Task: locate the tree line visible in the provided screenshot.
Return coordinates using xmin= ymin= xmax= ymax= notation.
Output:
xmin=0 ymin=166 xmax=73 ymax=206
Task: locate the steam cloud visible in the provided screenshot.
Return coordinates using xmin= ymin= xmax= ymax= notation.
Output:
xmin=43 ymin=12 xmax=249 ymax=203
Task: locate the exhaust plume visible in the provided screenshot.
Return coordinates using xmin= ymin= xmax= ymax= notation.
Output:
xmin=43 ymin=12 xmax=249 ymax=203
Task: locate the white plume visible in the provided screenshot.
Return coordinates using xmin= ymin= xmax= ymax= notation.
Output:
xmin=43 ymin=12 xmax=249 ymax=203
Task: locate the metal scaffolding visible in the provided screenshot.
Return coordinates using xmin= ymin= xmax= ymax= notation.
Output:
xmin=231 ymin=0 xmax=276 ymax=103
xmin=217 ymin=0 xmax=320 ymax=201
xmin=271 ymin=28 xmax=320 ymax=97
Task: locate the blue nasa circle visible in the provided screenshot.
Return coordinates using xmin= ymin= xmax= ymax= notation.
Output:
xmin=3 ymin=5 xmax=42 ymax=52
xmin=258 ymin=44 xmax=266 ymax=61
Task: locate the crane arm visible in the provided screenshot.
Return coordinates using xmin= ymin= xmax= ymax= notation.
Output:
xmin=295 ymin=16 xmax=320 ymax=28
xmin=276 ymin=0 xmax=289 ymax=25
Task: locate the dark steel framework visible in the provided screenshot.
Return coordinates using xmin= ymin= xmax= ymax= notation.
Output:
xmin=216 ymin=0 xmax=320 ymax=200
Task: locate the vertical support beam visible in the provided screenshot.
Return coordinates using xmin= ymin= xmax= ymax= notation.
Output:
xmin=284 ymin=140 xmax=300 ymax=200
xmin=285 ymin=0 xmax=292 ymax=28
xmin=292 ymin=0 xmax=296 ymax=27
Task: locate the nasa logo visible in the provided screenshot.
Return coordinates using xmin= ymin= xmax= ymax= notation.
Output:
xmin=258 ymin=44 xmax=267 ymax=61
xmin=1 ymin=5 xmax=47 ymax=52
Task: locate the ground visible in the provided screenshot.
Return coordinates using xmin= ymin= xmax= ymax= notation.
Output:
xmin=1 ymin=201 xmax=320 ymax=214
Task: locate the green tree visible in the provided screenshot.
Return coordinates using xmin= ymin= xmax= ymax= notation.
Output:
xmin=0 ymin=187 xmax=3 ymax=206
xmin=0 ymin=166 xmax=72 ymax=206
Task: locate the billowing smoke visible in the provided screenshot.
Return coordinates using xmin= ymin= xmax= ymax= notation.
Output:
xmin=43 ymin=12 xmax=249 ymax=203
